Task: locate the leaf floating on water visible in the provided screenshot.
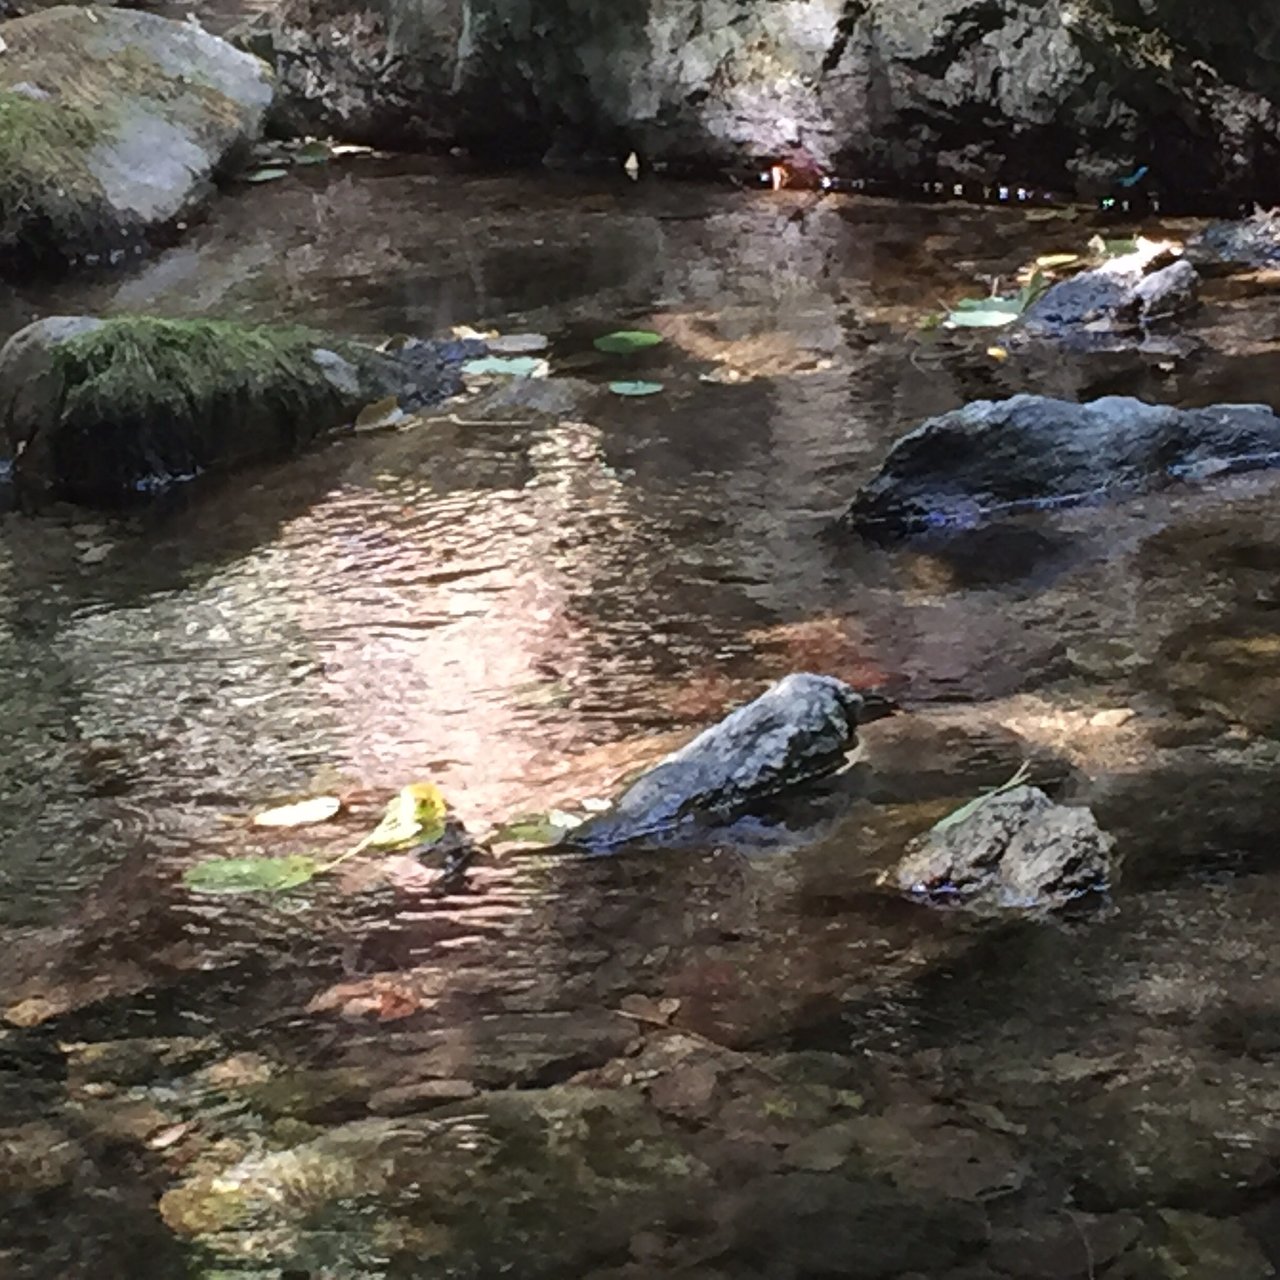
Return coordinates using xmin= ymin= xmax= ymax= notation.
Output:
xmin=252 ymin=796 xmax=342 ymax=828
xmin=243 ymin=167 xmax=289 ymax=183
xmin=354 ymin=396 xmax=406 ymax=432
xmin=486 ymin=332 xmax=550 ymax=355
xmin=491 ymin=809 xmax=583 ymax=845
xmin=461 ymin=355 xmax=550 ymax=378
xmin=293 ymin=139 xmax=331 ymax=166
xmin=623 ymin=151 xmax=641 ymax=181
xmin=593 ymin=330 xmax=664 ymax=354
xmin=1035 ymin=252 xmax=1082 ymax=269
xmin=359 ymin=782 xmax=447 ymax=851
xmin=184 ymin=855 xmax=320 ymax=895
xmin=609 ymin=380 xmax=664 ymax=397
xmin=930 ymin=762 xmax=1033 ymax=835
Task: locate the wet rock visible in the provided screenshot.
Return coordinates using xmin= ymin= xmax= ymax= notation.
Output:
xmin=986 ymin=1212 xmax=1142 ymax=1279
xmin=0 ymin=315 xmax=481 ymax=507
xmin=721 ymin=1171 xmax=988 ymax=1278
xmin=845 ymin=394 xmax=1280 ymax=538
xmin=162 ymin=1087 xmax=711 ymax=1275
xmin=1020 ymin=249 xmax=1199 ymax=342
xmin=0 ymin=6 xmax=272 ymax=272
xmin=1108 ymin=1212 xmax=1273 ymax=1280
xmin=1067 ymin=1072 xmax=1280 ymax=1213
xmin=889 ymin=785 xmax=1115 ymax=915
xmin=571 ymin=673 xmax=892 ymax=850
xmin=250 ymin=0 xmax=1280 ymax=201
xmin=0 ymin=1121 xmax=82 ymax=1193
xmin=1188 ymin=209 xmax=1280 ymax=273
xmin=366 ymin=1078 xmax=477 ymax=1116
xmin=61 ymin=1035 xmax=218 ymax=1087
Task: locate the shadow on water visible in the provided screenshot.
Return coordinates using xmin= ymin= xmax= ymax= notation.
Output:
xmin=6 ymin=165 xmax=1280 ymax=1275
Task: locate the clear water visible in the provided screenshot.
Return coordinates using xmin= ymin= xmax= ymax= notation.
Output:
xmin=2 ymin=162 xmax=1280 ymax=1278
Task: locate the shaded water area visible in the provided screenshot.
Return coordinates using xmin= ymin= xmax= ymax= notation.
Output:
xmin=4 ymin=163 xmax=1280 ymax=1277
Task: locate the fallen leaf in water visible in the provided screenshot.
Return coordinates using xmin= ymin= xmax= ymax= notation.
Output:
xmin=623 ymin=151 xmax=640 ymax=181
xmin=461 ymin=355 xmax=549 ymax=378
xmin=252 ymin=796 xmax=342 ymax=828
xmin=594 ymin=330 xmax=663 ymax=354
xmin=183 ymin=854 xmax=319 ymax=895
xmin=293 ymin=139 xmax=330 ymax=165
xmin=491 ymin=810 xmax=582 ymax=845
xmin=146 ymin=1122 xmax=193 ymax=1151
xmin=359 ymin=782 xmax=447 ymax=851
xmin=487 ymin=332 xmax=550 ymax=355
xmin=1035 ymin=252 xmax=1082 ymax=269
xmin=5 ymin=996 xmax=63 ymax=1027
xmin=609 ymin=380 xmax=664 ymax=397
xmin=354 ymin=396 xmax=406 ymax=432
xmin=243 ymin=167 xmax=288 ymax=183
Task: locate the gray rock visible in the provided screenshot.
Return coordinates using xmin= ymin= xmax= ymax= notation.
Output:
xmin=1188 ymin=208 xmax=1280 ymax=272
xmin=890 ymin=785 xmax=1116 ymax=915
xmin=247 ymin=0 xmax=1280 ymax=200
xmin=0 ymin=315 xmax=481 ymax=507
xmin=0 ymin=6 xmax=273 ymax=270
xmin=570 ymin=673 xmax=893 ymax=851
xmin=845 ymin=394 xmax=1280 ymax=538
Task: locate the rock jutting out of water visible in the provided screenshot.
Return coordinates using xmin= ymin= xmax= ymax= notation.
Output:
xmin=889 ymin=784 xmax=1116 ymax=916
xmin=0 ymin=314 xmax=484 ymax=508
xmin=845 ymin=394 xmax=1280 ymax=539
xmin=0 ymin=6 xmax=273 ymax=273
xmin=570 ymin=672 xmax=895 ymax=851
xmin=1018 ymin=244 xmax=1199 ymax=346
xmin=1188 ymin=208 xmax=1280 ymax=273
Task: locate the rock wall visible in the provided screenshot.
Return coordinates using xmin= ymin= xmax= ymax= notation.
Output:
xmin=252 ymin=0 xmax=1280 ymax=201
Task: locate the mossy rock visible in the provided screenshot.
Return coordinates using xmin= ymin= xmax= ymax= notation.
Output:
xmin=0 ymin=314 xmax=478 ymax=506
xmin=0 ymin=5 xmax=273 ymax=270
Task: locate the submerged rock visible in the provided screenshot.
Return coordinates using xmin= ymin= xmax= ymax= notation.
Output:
xmin=845 ymin=394 xmax=1280 ymax=538
xmin=570 ymin=673 xmax=893 ymax=851
xmin=1020 ymin=247 xmax=1199 ymax=342
xmin=0 ymin=314 xmax=481 ymax=507
xmin=0 ymin=6 xmax=273 ymax=271
xmin=889 ymin=785 xmax=1115 ymax=915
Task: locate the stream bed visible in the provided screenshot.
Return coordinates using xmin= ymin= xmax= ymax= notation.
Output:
xmin=2 ymin=162 xmax=1280 ymax=1278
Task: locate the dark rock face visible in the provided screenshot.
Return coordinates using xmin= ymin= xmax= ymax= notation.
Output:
xmin=571 ymin=673 xmax=889 ymax=851
xmin=1020 ymin=253 xmax=1199 ymax=341
xmin=890 ymin=785 xmax=1116 ymax=915
xmin=0 ymin=315 xmax=481 ymax=508
xmin=246 ymin=0 xmax=1280 ymax=201
xmin=846 ymin=394 xmax=1280 ymax=538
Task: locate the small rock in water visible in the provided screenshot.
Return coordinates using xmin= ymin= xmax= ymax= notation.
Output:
xmin=570 ymin=672 xmax=894 ymax=850
xmin=890 ymin=785 xmax=1115 ymax=915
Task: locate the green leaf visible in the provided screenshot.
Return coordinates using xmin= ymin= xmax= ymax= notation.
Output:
xmin=593 ymin=330 xmax=664 ymax=354
xmin=184 ymin=855 xmax=319 ymax=895
xmin=491 ymin=809 xmax=584 ymax=845
xmin=609 ymin=380 xmax=664 ymax=396
xmin=930 ymin=762 xmax=1033 ymax=835
xmin=943 ymin=308 xmax=1021 ymax=329
xmin=461 ymin=355 xmax=549 ymax=378
xmin=244 ymin=167 xmax=289 ymax=183
xmin=359 ymin=782 xmax=447 ymax=851
xmin=294 ymin=140 xmax=331 ymax=166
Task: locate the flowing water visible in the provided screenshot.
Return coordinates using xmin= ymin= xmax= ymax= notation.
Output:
xmin=3 ymin=161 xmax=1280 ymax=1278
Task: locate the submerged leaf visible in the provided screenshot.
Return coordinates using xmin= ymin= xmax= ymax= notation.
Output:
xmin=252 ymin=796 xmax=342 ymax=828
xmin=461 ymin=355 xmax=550 ymax=378
xmin=594 ymin=330 xmax=664 ymax=354
xmin=359 ymin=783 xmax=447 ymax=851
xmin=609 ymin=380 xmax=664 ymax=396
xmin=491 ymin=809 xmax=583 ymax=845
xmin=184 ymin=855 xmax=319 ymax=895
xmin=244 ymin=167 xmax=289 ymax=183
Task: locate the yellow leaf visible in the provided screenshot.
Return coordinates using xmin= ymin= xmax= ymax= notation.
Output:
xmin=361 ymin=783 xmax=447 ymax=850
xmin=252 ymin=796 xmax=342 ymax=828
xmin=986 ymin=346 xmax=1009 ymax=361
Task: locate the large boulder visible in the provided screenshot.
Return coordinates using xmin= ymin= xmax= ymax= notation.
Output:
xmin=247 ymin=0 xmax=1280 ymax=201
xmin=0 ymin=314 xmax=480 ymax=507
xmin=845 ymin=394 xmax=1280 ymax=539
xmin=0 ymin=6 xmax=272 ymax=271
xmin=571 ymin=673 xmax=894 ymax=851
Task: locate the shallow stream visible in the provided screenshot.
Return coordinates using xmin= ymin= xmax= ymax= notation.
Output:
xmin=2 ymin=162 xmax=1280 ymax=1278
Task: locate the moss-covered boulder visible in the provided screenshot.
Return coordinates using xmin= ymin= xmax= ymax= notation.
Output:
xmin=0 ymin=5 xmax=272 ymax=271
xmin=0 ymin=314 xmax=479 ymax=506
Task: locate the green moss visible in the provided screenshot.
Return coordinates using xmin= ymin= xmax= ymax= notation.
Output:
xmin=52 ymin=317 xmax=337 ymax=424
